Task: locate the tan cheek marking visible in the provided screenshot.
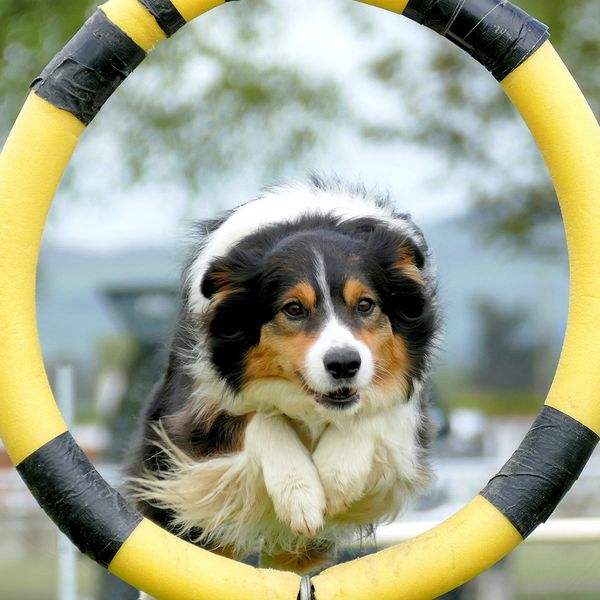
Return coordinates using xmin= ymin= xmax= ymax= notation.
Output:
xmin=244 ymin=322 xmax=317 ymax=384
xmin=356 ymin=320 xmax=411 ymax=394
xmin=379 ymin=333 xmax=411 ymax=377
xmin=343 ymin=278 xmax=377 ymax=307
xmin=285 ymin=281 xmax=317 ymax=311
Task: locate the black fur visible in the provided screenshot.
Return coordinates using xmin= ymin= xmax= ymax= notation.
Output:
xmin=199 ymin=214 xmax=438 ymax=391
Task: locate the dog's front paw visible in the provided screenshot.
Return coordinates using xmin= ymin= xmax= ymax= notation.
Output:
xmin=318 ymin=467 xmax=367 ymax=517
xmin=270 ymin=472 xmax=326 ymax=536
xmin=313 ymin=426 xmax=376 ymax=518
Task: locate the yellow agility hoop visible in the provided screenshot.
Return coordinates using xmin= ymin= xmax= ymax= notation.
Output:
xmin=1 ymin=1 xmax=599 ymax=599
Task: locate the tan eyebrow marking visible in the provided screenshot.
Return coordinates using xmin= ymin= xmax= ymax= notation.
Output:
xmin=343 ymin=278 xmax=377 ymax=307
xmin=284 ymin=281 xmax=317 ymax=311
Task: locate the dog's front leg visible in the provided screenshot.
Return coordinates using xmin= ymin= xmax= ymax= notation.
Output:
xmin=246 ymin=413 xmax=326 ymax=537
xmin=313 ymin=422 xmax=376 ymax=517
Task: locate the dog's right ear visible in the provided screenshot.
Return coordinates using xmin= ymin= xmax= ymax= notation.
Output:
xmin=199 ymin=251 xmax=263 ymax=343
xmin=201 ymin=251 xmax=263 ymax=302
xmin=200 ymin=252 xmax=264 ymax=389
xmin=201 ymin=257 xmax=236 ymax=301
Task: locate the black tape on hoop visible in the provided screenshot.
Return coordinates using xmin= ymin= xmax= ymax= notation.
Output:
xmin=137 ymin=0 xmax=187 ymax=37
xmin=403 ymin=0 xmax=549 ymax=81
xmin=137 ymin=0 xmax=243 ymax=37
xmin=31 ymin=10 xmax=146 ymax=125
xmin=481 ymin=406 xmax=599 ymax=538
xmin=16 ymin=432 xmax=142 ymax=567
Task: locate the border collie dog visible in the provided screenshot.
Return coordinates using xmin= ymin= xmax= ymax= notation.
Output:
xmin=128 ymin=178 xmax=439 ymax=577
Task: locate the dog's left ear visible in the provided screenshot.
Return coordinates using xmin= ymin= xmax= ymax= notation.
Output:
xmin=396 ymin=237 xmax=425 ymax=271
xmin=376 ymin=234 xmax=429 ymax=322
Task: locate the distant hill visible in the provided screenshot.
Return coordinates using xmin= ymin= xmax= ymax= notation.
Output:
xmin=37 ymin=245 xmax=181 ymax=374
xmin=422 ymin=217 xmax=569 ymax=366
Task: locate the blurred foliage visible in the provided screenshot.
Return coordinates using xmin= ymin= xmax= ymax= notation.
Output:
xmin=108 ymin=22 xmax=343 ymax=189
xmin=96 ymin=334 xmax=138 ymax=370
xmin=447 ymin=390 xmax=542 ymax=416
xmin=2 ymin=1 xmax=599 ymax=250
xmin=0 ymin=0 xmax=351 ymax=193
xmin=0 ymin=0 xmax=95 ymax=131
xmin=364 ymin=0 xmax=600 ymax=254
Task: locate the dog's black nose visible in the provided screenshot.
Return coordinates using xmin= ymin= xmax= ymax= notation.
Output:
xmin=323 ymin=348 xmax=361 ymax=379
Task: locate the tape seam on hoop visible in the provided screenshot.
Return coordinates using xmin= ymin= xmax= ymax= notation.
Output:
xmin=403 ymin=0 xmax=549 ymax=81
xmin=31 ymin=10 xmax=146 ymax=125
xmin=137 ymin=0 xmax=186 ymax=36
xmin=481 ymin=406 xmax=599 ymax=538
xmin=135 ymin=0 xmax=243 ymax=37
xmin=16 ymin=432 xmax=142 ymax=567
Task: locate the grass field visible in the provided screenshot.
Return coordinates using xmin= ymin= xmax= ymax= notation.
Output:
xmin=1 ymin=542 xmax=599 ymax=599
xmin=0 ymin=554 xmax=101 ymax=600
xmin=514 ymin=543 xmax=600 ymax=599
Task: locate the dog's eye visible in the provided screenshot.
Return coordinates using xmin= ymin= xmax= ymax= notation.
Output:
xmin=357 ymin=298 xmax=376 ymax=315
xmin=282 ymin=302 xmax=306 ymax=319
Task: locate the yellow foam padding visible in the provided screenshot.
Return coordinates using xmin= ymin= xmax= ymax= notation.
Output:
xmin=0 ymin=93 xmax=85 ymax=464
xmin=312 ymin=495 xmax=522 ymax=600
xmin=357 ymin=0 xmax=410 ymax=14
xmin=171 ymin=0 xmax=228 ymax=23
xmin=501 ymin=42 xmax=600 ymax=437
xmin=100 ymin=0 xmax=167 ymax=52
xmin=109 ymin=518 xmax=300 ymax=600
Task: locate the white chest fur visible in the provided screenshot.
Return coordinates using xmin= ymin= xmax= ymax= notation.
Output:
xmin=132 ymin=397 xmax=430 ymax=559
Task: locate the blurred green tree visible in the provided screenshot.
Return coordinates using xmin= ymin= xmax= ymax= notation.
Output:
xmin=364 ymin=0 xmax=599 ymax=253
xmin=1 ymin=0 xmax=350 ymax=193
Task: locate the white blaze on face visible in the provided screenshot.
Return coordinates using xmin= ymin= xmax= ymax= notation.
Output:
xmin=314 ymin=252 xmax=334 ymax=315
xmin=305 ymin=317 xmax=375 ymax=392
xmin=305 ymin=253 xmax=374 ymax=392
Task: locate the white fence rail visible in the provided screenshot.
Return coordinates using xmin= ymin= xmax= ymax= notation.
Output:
xmin=371 ymin=517 xmax=600 ymax=547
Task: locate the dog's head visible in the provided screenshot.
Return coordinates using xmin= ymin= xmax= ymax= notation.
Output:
xmin=193 ymin=206 xmax=438 ymax=419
